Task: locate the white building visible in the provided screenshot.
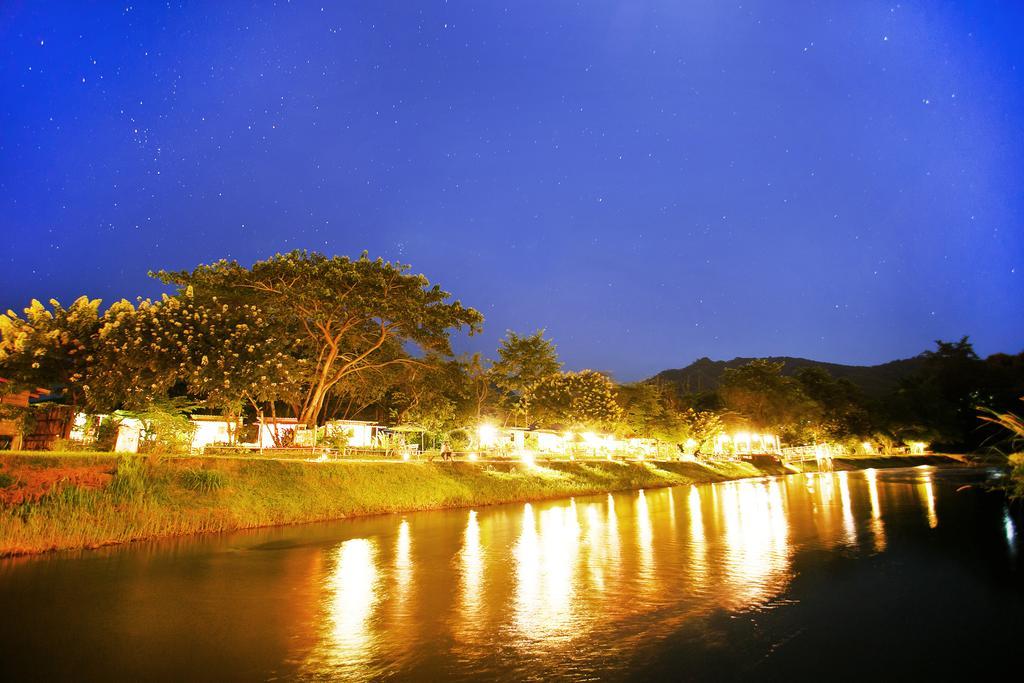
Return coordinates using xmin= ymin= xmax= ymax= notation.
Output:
xmin=324 ymin=420 xmax=378 ymax=448
xmin=189 ymin=415 xmax=240 ymax=451
xmin=256 ymin=418 xmax=305 ymax=448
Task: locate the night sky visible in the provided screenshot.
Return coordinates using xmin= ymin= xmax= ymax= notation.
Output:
xmin=1 ymin=2 xmax=1022 ymax=380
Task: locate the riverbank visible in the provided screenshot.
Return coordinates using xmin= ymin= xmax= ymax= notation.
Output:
xmin=0 ymin=451 xmax=962 ymax=557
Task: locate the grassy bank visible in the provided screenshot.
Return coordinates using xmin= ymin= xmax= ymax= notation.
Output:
xmin=0 ymin=451 xmax=958 ymax=557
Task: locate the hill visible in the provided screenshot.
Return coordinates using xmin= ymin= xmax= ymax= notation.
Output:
xmin=649 ymin=355 xmax=925 ymax=399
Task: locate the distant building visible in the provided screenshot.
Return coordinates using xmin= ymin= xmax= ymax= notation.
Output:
xmin=255 ymin=418 xmax=305 ymax=448
xmin=189 ymin=415 xmax=241 ymax=451
xmin=323 ymin=419 xmax=378 ymax=448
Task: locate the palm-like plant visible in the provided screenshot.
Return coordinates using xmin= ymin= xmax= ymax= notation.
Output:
xmin=980 ymin=399 xmax=1024 ymax=498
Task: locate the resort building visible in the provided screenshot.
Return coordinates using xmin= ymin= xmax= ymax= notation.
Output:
xmin=255 ymin=418 xmax=305 ymax=449
xmin=189 ymin=415 xmax=241 ymax=451
xmin=323 ymin=419 xmax=379 ymax=448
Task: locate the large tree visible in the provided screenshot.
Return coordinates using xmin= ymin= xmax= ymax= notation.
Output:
xmin=490 ymin=329 xmax=562 ymax=423
xmin=718 ymin=359 xmax=813 ymax=439
xmin=616 ymin=381 xmax=688 ymax=442
xmin=529 ymin=369 xmax=622 ymax=429
xmin=86 ymin=294 xmax=303 ymax=418
xmin=153 ymin=251 xmax=483 ymax=426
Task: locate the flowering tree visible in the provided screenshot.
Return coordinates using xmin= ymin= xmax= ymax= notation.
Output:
xmin=0 ymin=296 xmax=102 ymax=409
xmin=529 ymin=369 xmax=623 ymax=429
xmin=86 ymin=293 xmax=303 ymax=419
xmin=153 ymin=251 xmax=483 ymax=426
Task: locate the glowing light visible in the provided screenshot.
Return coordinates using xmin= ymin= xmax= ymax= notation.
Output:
xmin=908 ymin=441 xmax=928 ymax=455
xmin=687 ymin=485 xmax=709 ymax=591
xmin=467 ymin=452 xmax=478 ymax=462
xmin=512 ymin=501 xmax=581 ymax=641
xmin=837 ymin=471 xmax=856 ymax=544
xmin=719 ymin=480 xmax=791 ymax=608
xmin=477 ymin=423 xmax=498 ymax=448
xmin=520 ymin=450 xmax=535 ymax=468
xmin=395 ymin=519 xmax=412 ymax=608
xmin=920 ymin=473 xmax=938 ymax=528
xmin=861 ymin=441 xmax=875 ymax=454
xmin=319 ymin=538 xmax=379 ymax=675
xmin=635 ymin=489 xmax=655 ymax=593
xmin=401 ymin=451 xmax=410 ymax=461
xmin=458 ymin=510 xmax=484 ymax=629
xmin=1005 ymin=508 xmax=1018 ymax=558
xmin=865 ymin=468 xmax=886 ymax=551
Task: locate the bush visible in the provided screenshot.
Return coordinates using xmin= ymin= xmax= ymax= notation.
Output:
xmin=110 ymin=455 xmax=151 ymax=501
xmin=180 ymin=468 xmax=227 ymax=493
xmin=0 ymin=472 xmax=15 ymax=488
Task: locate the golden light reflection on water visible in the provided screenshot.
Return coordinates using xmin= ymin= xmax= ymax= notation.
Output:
xmin=865 ymin=469 xmax=887 ymax=551
xmin=636 ymin=490 xmax=655 ymax=591
xmin=512 ymin=502 xmax=582 ymax=643
xmin=460 ymin=510 xmax=483 ymax=613
xmin=919 ymin=471 xmax=938 ymax=528
xmin=312 ymin=538 xmax=380 ymax=677
xmin=453 ymin=509 xmax=486 ymax=648
xmin=687 ymin=485 xmax=710 ymax=591
xmin=395 ymin=519 xmax=412 ymax=608
xmin=837 ymin=471 xmax=857 ymax=544
xmin=585 ymin=505 xmax=606 ymax=592
xmin=298 ymin=469 xmax=948 ymax=678
xmin=720 ymin=480 xmax=791 ymax=608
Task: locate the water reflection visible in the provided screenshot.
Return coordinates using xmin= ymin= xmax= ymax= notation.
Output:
xmin=20 ymin=467 xmax=1005 ymax=682
xmin=295 ymin=468 xmax=951 ymax=678
xmin=512 ymin=502 xmax=581 ymax=643
xmin=314 ymin=538 xmax=380 ymax=678
xmin=719 ymin=479 xmax=791 ymax=609
xmin=636 ymin=490 xmax=655 ymax=592
xmin=1005 ymin=508 xmax=1017 ymax=558
xmin=865 ymin=469 xmax=887 ymax=551
xmin=395 ymin=519 xmax=412 ymax=607
xmin=919 ymin=471 xmax=939 ymax=528
xmin=686 ymin=486 xmax=709 ymax=592
xmin=837 ymin=471 xmax=857 ymax=545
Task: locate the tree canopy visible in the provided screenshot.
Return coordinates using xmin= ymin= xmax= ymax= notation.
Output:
xmin=153 ymin=250 xmax=483 ymax=425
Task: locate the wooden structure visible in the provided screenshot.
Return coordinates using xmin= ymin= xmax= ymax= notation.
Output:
xmin=0 ymin=379 xmax=62 ymax=450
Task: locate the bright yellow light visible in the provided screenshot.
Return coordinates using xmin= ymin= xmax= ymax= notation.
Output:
xmin=467 ymin=451 xmax=478 ymax=462
xmin=861 ymin=441 xmax=874 ymax=454
xmin=521 ymin=450 xmax=535 ymax=468
xmin=401 ymin=451 xmax=410 ymax=461
xmin=477 ymin=423 xmax=498 ymax=448
xmin=908 ymin=441 xmax=928 ymax=455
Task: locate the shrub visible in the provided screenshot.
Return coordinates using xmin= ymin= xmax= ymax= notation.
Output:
xmin=180 ymin=468 xmax=227 ymax=493
xmin=109 ymin=455 xmax=151 ymax=501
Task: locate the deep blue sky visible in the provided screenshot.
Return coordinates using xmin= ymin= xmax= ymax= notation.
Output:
xmin=2 ymin=1 xmax=1022 ymax=380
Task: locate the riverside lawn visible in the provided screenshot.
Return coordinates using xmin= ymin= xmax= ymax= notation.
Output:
xmin=0 ymin=452 xmax=959 ymax=557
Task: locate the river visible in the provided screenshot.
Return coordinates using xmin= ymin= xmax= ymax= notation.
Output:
xmin=1 ymin=466 xmax=1021 ymax=681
